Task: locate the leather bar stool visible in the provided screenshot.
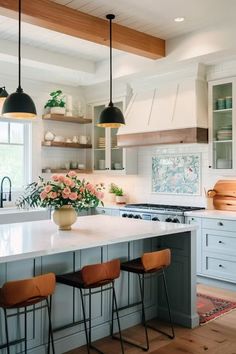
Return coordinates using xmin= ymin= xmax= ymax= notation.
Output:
xmin=56 ymin=259 xmax=124 ymax=354
xmin=116 ymin=249 xmax=175 ymax=351
xmin=0 ymin=273 xmax=56 ymax=354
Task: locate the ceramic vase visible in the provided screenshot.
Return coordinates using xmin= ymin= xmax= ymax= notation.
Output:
xmin=53 ymin=205 xmax=77 ymax=230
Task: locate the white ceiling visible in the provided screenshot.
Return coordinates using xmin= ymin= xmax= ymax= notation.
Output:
xmin=53 ymin=0 xmax=236 ymax=39
xmin=0 ymin=15 xmax=122 ymax=62
xmin=0 ymin=0 xmax=236 ymax=86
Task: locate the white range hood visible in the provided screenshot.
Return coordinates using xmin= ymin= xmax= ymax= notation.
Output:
xmin=117 ymin=77 xmax=208 ymax=147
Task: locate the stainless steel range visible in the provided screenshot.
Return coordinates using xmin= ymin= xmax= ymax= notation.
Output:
xmin=119 ymin=204 xmax=204 ymax=223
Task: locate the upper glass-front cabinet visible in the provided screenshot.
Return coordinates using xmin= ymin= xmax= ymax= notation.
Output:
xmin=209 ymin=79 xmax=234 ymax=170
xmin=92 ymin=100 xmax=137 ymax=174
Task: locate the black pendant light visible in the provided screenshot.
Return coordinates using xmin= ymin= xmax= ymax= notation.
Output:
xmin=2 ymin=0 xmax=36 ymax=119
xmin=0 ymin=87 xmax=8 ymax=103
xmin=97 ymin=14 xmax=125 ymax=128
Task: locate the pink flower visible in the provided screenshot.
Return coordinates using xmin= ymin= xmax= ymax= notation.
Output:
xmin=63 ymin=187 xmax=71 ymax=195
xmin=62 ymin=193 xmax=68 ymax=199
xmin=50 ymin=192 xmax=57 ymax=199
xmin=96 ymin=191 xmax=104 ymax=199
xmin=64 ymin=177 xmax=72 ymax=186
xmin=68 ymin=171 xmax=77 ymax=177
xmin=86 ymin=183 xmax=94 ymax=192
xmin=70 ymin=181 xmax=75 ymax=188
xmin=44 ymin=185 xmax=52 ymax=193
xmin=58 ymin=175 xmax=65 ymax=182
xmin=80 ymin=187 xmax=85 ymax=193
xmin=51 ymin=174 xmax=59 ymax=181
xmin=40 ymin=191 xmax=47 ymax=200
xmin=69 ymin=192 xmax=77 ymax=200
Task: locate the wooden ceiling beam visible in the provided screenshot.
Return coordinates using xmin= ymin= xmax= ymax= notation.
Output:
xmin=0 ymin=0 xmax=165 ymax=60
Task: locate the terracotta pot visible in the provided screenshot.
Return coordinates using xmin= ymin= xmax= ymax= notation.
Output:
xmin=107 ymin=192 xmax=116 ymax=203
xmin=115 ymin=195 xmax=126 ymax=204
xmin=53 ymin=205 xmax=77 ymax=230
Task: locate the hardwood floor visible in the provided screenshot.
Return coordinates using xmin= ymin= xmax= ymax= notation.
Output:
xmin=66 ymin=284 xmax=236 ymax=354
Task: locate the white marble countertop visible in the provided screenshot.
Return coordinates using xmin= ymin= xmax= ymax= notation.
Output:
xmin=0 ymin=215 xmax=196 ymax=263
xmin=185 ymin=209 xmax=236 ymax=220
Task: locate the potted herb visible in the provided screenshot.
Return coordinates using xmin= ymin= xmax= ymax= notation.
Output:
xmin=108 ymin=183 xmax=119 ymax=202
xmin=44 ymin=90 xmax=66 ymax=115
xmin=114 ymin=187 xmax=126 ymax=204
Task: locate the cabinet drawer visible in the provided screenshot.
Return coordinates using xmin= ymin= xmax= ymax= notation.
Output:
xmin=202 ymin=218 xmax=236 ymax=232
xmin=96 ymin=208 xmax=112 ymax=215
xmin=202 ymin=229 xmax=236 ymax=256
xmin=202 ymin=253 xmax=236 ymax=282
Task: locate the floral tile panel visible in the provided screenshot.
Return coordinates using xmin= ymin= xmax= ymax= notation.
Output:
xmin=152 ymin=154 xmax=201 ymax=195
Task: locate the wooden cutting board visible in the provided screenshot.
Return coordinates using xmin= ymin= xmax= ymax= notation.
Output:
xmin=213 ymin=180 xmax=236 ymax=211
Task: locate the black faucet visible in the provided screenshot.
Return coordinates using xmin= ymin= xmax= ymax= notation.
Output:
xmin=0 ymin=176 xmax=12 ymax=208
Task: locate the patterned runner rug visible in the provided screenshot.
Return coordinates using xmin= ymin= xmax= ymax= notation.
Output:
xmin=197 ymin=293 xmax=236 ymax=325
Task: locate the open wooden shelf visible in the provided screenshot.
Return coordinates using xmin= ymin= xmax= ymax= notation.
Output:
xmin=42 ymin=141 xmax=92 ymax=149
xmin=42 ymin=168 xmax=92 ymax=174
xmin=43 ymin=114 xmax=92 ymax=124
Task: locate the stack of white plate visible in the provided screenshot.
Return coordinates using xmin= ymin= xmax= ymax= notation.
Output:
xmin=217 ymin=126 xmax=232 ymax=141
xmin=98 ymin=137 xmax=105 ymax=148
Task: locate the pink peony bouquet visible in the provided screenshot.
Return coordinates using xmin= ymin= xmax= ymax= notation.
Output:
xmin=17 ymin=171 xmax=104 ymax=211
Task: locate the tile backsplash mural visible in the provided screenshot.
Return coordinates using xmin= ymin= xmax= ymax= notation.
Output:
xmin=152 ymin=154 xmax=201 ymax=195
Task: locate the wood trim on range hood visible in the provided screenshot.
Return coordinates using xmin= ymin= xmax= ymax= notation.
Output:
xmin=117 ymin=127 xmax=208 ymax=147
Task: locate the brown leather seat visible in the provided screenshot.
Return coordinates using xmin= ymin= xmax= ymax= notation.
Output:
xmin=0 ymin=273 xmax=56 ymax=309
xmin=56 ymin=258 xmax=125 ymax=354
xmin=56 ymin=259 xmax=120 ymax=289
xmin=121 ymin=249 xmax=171 ymax=274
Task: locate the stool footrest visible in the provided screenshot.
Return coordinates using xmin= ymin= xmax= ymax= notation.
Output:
xmin=147 ymin=322 xmax=175 ymax=339
xmin=112 ymin=333 xmax=148 ymax=351
xmin=0 ymin=338 xmax=25 ymax=350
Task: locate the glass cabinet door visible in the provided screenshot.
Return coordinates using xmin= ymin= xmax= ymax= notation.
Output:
xmin=212 ymin=82 xmax=233 ymax=169
xmin=109 ymin=101 xmax=124 ymax=171
xmin=93 ymin=104 xmax=107 ymax=171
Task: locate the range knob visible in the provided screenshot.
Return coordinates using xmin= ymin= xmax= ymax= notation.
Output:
xmin=165 ymin=217 xmax=173 ymax=222
xmin=134 ymin=215 xmax=141 ymax=219
xmin=172 ymin=218 xmax=180 ymax=223
xmin=152 ymin=217 xmax=159 ymax=221
xmin=122 ymin=213 xmax=128 ymax=218
xmin=128 ymin=214 xmax=134 ymax=218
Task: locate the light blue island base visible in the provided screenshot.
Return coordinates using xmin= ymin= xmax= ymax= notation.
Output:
xmin=0 ymin=230 xmax=198 ymax=354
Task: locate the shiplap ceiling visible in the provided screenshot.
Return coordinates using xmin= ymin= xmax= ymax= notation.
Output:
xmin=53 ymin=0 xmax=236 ymax=39
xmin=0 ymin=15 xmax=122 ymax=62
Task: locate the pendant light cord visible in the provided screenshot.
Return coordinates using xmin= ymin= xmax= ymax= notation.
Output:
xmin=18 ymin=0 xmax=22 ymax=92
xmin=109 ymin=16 xmax=113 ymax=107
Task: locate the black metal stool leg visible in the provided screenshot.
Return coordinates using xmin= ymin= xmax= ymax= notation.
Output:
xmin=146 ymin=269 xmax=175 ymax=339
xmin=138 ymin=274 xmax=149 ymax=351
xmin=112 ymin=282 xmax=125 ymax=354
xmin=88 ymin=289 xmax=92 ymax=347
xmin=46 ymin=296 xmax=55 ymax=354
xmin=79 ymin=288 xmax=90 ymax=354
xmin=162 ymin=270 xmax=175 ymax=339
xmin=3 ymin=309 xmax=10 ymax=354
xmin=24 ymin=307 xmax=27 ymax=354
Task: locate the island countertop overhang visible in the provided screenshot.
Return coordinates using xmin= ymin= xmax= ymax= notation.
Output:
xmin=0 ymin=215 xmax=197 ymax=263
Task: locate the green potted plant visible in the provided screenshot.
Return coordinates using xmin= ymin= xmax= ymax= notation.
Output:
xmin=44 ymin=90 xmax=66 ymax=115
xmin=114 ymin=187 xmax=126 ymax=204
xmin=108 ymin=183 xmax=119 ymax=202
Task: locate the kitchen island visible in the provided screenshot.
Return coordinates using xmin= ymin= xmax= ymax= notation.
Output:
xmin=0 ymin=215 xmax=198 ymax=354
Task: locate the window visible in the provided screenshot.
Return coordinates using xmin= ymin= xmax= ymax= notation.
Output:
xmin=0 ymin=121 xmax=31 ymax=190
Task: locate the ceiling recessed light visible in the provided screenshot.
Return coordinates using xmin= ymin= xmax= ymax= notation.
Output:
xmin=174 ymin=17 xmax=185 ymax=22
